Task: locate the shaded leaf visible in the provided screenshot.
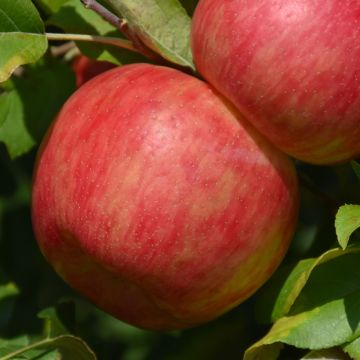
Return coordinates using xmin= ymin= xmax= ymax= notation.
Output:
xmin=351 ymin=161 xmax=360 ymax=182
xmin=48 ymin=0 xmax=144 ymax=64
xmin=335 ymin=204 xmax=360 ymax=249
xmin=343 ymin=336 xmax=360 ymax=360
xmin=245 ymin=249 xmax=360 ymax=359
xmin=0 ymin=335 xmax=96 ymax=360
xmin=256 ymin=248 xmax=351 ymax=323
xmin=0 ymin=62 xmax=75 ymax=158
xmin=301 ymin=347 xmax=350 ymax=359
xmin=33 ymin=0 xmax=68 ymax=14
xmin=38 ymin=302 xmax=75 ymax=338
xmin=105 ymin=0 xmax=194 ymax=68
xmin=0 ymin=336 xmax=29 ymax=357
xmin=180 ymin=0 xmax=199 ymax=15
xmin=0 ymin=0 xmax=47 ymax=82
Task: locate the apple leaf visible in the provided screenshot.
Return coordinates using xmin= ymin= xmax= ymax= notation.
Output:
xmin=301 ymin=348 xmax=349 ymax=359
xmin=343 ymin=336 xmax=360 ymax=359
xmin=335 ymin=204 xmax=360 ymax=249
xmin=0 ymin=62 xmax=75 ymax=159
xmin=255 ymin=248 xmax=351 ymax=324
xmin=0 ymin=0 xmax=48 ymax=83
xmin=105 ymin=0 xmax=195 ymax=69
xmin=48 ymin=0 xmax=145 ymax=65
xmin=33 ymin=0 xmax=68 ymax=14
xmin=0 ymin=335 xmax=96 ymax=360
xmin=0 ymin=336 xmax=30 ymax=357
xmin=0 ymin=273 xmax=19 ymax=329
xmin=351 ymin=161 xmax=360 ymax=182
xmin=180 ymin=0 xmax=199 ymax=15
xmin=38 ymin=302 xmax=75 ymax=338
xmin=245 ymin=248 xmax=360 ymax=360
xmin=0 ymin=277 xmax=19 ymax=302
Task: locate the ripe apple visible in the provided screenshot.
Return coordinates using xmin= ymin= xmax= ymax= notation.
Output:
xmin=71 ymin=55 xmax=116 ymax=87
xmin=32 ymin=63 xmax=299 ymax=330
xmin=191 ymin=0 xmax=360 ymax=164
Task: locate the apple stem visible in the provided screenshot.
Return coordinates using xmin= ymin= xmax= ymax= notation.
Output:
xmin=45 ymin=33 xmax=140 ymax=53
xmin=80 ymin=0 xmax=160 ymax=61
xmin=81 ymin=0 xmax=121 ymax=29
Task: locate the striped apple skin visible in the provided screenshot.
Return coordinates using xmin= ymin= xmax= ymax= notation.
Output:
xmin=192 ymin=0 xmax=360 ymax=164
xmin=32 ymin=64 xmax=298 ymax=330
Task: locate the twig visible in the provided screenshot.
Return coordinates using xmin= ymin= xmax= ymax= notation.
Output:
xmin=50 ymin=41 xmax=76 ymax=57
xmin=46 ymin=33 xmax=139 ymax=53
xmin=79 ymin=0 xmax=159 ymax=60
xmin=80 ymin=0 xmax=122 ymax=30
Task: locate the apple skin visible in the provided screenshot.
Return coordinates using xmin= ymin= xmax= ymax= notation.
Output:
xmin=32 ymin=63 xmax=299 ymax=330
xmin=191 ymin=0 xmax=360 ymax=164
xmin=71 ymin=55 xmax=116 ymax=87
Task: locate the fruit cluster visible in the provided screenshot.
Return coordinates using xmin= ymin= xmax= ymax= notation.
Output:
xmin=32 ymin=0 xmax=360 ymax=330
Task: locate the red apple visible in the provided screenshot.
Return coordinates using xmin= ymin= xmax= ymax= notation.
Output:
xmin=32 ymin=63 xmax=299 ymax=330
xmin=191 ymin=0 xmax=360 ymax=164
xmin=71 ymin=55 xmax=116 ymax=87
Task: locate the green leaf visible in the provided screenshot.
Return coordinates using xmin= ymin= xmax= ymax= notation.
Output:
xmin=0 ymin=274 xmax=19 ymax=302
xmin=351 ymin=161 xmax=360 ymax=182
xmin=105 ymin=0 xmax=194 ymax=68
xmin=335 ymin=204 xmax=360 ymax=249
xmin=0 ymin=62 xmax=75 ymax=158
xmin=48 ymin=0 xmax=144 ymax=64
xmin=0 ymin=272 xmax=19 ymax=329
xmin=256 ymin=248 xmax=351 ymax=323
xmin=0 ymin=335 xmax=96 ymax=360
xmin=245 ymin=248 xmax=360 ymax=359
xmin=301 ymin=348 xmax=349 ymax=359
xmin=33 ymin=0 xmax=68 ymax=14
xmin=180 ymin=0 xmax=199 ymax=15
xmin=344 ymin=336 xmax=360 ymax=359
xmin=0 ymin=0 xmax=47 ymax=82
xmin=0 ymin=336 xmax=29 ymax=357
xmin=38 ymin=302 xmax=75 ymax=338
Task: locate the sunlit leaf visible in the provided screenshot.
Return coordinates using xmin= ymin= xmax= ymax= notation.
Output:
xmin=245 ymin=249 xmax=360 ymax=360
xmin=335 ymin=204 xmax=360 ymax=249
xmin=0 ymin=0 xmax=47 ymax=82
xmin=48 ymin=0 xmax=144 ymax=64
xmin=0 ymin=62 xmax=75 ymax=158
xmin=105 ymin=0 xmax=194 ymax=68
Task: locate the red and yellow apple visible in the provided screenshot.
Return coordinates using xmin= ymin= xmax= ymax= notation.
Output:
xmin=32 ymin=64 xmax=298 ymax=330
xmin=191 ymin=0 xmax=360 ymax=164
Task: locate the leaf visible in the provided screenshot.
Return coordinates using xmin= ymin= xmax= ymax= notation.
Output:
xmin=48 ymin=0 xmax=144 ymax=65
xmin=335 ymin=204 xmax=360 ymax=249
xmin=0 ymin=272 xmax=19 ymax=329
xmin=105 ymin=0 xmax=194 ymax=68
xmin=38 ymin=302 xmax=75 ymax=338
xmin=0 ymin=335 xmax=96 ymax=360
xmin=343 ymin=336 xmax=360 ymax=359
xmin=0 ymin=0 xmax=47 ymax=82
xmin=0 ymin=275 xmax=19 ymax=302
xmin=245 ymin=248 xmax=360 ymax=360
xmin=33 ymin=0 xmax=68 ymax=14
xmin=351 ymin=161 xmax=360 ymax=182
xmin=0 ymin=336 xmax=29 ymax=357
xmin=255 ymin=248 xmax=351 ymax=323
xmin=0 ymin=62 xmax=75 ymax=158
xmin=301 ymin=348 xmax=350 ymax=359
xmin=180 ymin=0 xmax=199 ymax=15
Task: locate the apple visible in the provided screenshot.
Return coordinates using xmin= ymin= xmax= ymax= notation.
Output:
xmin=191 ymin=0 xmax=360 ymax=164
xmin=71 ymin=55 xmax=116 ymax=87
xmin=32 ymin=63 xmax=299 ymax=330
